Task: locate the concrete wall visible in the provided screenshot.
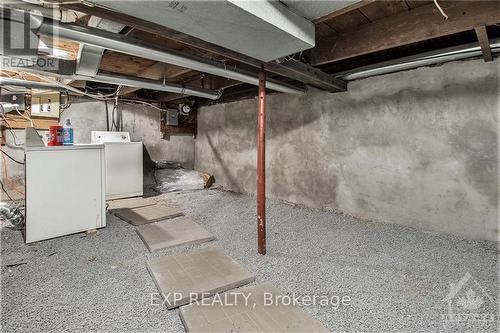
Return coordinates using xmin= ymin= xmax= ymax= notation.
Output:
xmin=1 ymin=97 xmax=194 ymax=185
xmin=195 ymin=58 xmax=499 ymax=242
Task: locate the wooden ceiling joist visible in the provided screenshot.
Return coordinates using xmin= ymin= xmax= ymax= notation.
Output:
xmin=309 ymin=0 xmax=500 ymax=66
xmin=59 ymin=2 xmax=346 ymax=93
xmin=118 ymin=62 xmax=166 ymax=95
xmin=474 ymin=25 xmax=493 ymax=62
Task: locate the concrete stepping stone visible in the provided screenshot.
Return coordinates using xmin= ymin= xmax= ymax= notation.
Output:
xmin=111 ymin=204 xmax=184 ymax=226
xmin=107 ymin=197 xmax=157 ymax=210
xmin=136 ymin=217 xmax=215 ymax=252
xmin=146 ymin=247 xmax=255 ymax=309
xmin=180 ymin=282 xmax=329 ymax=332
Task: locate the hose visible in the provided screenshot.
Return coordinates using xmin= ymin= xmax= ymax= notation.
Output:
xmin=0 ymin=202 xmax=24 ymax=228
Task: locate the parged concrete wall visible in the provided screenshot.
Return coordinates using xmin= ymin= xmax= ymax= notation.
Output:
xmin=195 ymin=58 xmax=499 ymax=241
xmin=63 ymin=98 xmax=195 ymax=168
xmin=1 ymin=97 xmax=194 ymax=183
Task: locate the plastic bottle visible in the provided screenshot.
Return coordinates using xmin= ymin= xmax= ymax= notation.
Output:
xmin=62 ymin=118 xmax=74 ymax=146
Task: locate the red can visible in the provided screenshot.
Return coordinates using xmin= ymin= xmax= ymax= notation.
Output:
xmin=48 ymin=125 xmax=63 ymax=146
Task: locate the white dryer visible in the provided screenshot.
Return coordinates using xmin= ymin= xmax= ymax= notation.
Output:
xmin=91 ymin=131 xmax=143 ymax=200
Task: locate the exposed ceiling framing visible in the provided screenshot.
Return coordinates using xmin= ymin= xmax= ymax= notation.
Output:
xmin=57 ymin=1 xmax=347 ymax=93
xmin=1 ymin=0 xmax=499 ymax=105
xmin=309 ymin=1 xmax=500 ymax=66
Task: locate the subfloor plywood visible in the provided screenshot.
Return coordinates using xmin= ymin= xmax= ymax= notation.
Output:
xmin=180 ymin=283 xmax=329 ymax=333
xmin=112 ymin=204 xmax=183 ymax=226
xmin=146 ymin=247 xmax=255 ymax=309
xmin=136 ymin=217 xmax=215 ymax=252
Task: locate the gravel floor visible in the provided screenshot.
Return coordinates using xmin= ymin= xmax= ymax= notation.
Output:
xmin=1 ymin=189 xmax=498 ymax=332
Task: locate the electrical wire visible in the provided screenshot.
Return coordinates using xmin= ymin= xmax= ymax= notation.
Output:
xmin=104 ymin=100 xmax=110 ymax=131
xmin=0 ymin=179 xmax=13 ymax=201
xmin=1 ymin=153 xmax=24 ymax=196
xmin=0 ymin=114 xmax=24 ymax=147
xmin=119 ymin=98 xmax=166 ymax=112
xmin=0 ymin=149 xmax=24 ymax=165
xmin=433 ymin=0 xmax=448 ymax=20
xmin=14 ymin=107 xmax=34 ymax=128
xmin=13 ymin=71 xmax=118 ymax=101
xmin=60 ymin=91 xmax=72 ymax=114
xmin=111 ymin=101 xmax=118 ymax=131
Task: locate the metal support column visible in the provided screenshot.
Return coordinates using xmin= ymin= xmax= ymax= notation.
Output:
xmin=257 ymin=66 xmax=266 ymax=255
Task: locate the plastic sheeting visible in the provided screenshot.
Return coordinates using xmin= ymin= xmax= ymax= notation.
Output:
xmin=154 ymin=168 xmax=214 ymax=193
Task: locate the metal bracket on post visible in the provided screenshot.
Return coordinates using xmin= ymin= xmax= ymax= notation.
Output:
xmin=257 ymin=66 xmax=266 ymax=255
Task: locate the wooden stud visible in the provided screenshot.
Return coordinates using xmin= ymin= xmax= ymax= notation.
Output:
xmin=474 ymin=25 xmax=493 ymax=62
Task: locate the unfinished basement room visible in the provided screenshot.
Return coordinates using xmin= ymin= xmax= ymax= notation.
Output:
xmin=0 ymin=0 xmax=498 ymax=332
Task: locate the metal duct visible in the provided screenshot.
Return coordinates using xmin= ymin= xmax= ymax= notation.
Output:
xmin=86 ymin=0 xmax=315 ymax=62
xmin=0 ymin=77 xmax=69 ymax=91
xmin=338 ymin=39 xmax=500 ymax=81
xmin=76 ymin=17 xmax=125 ymax=77
xmin=87 ymin=73 xmax=221 ymax=100
xmin=35 ymin=18 xmax=305 ymax=95
xmin=76 ymin=45 xmax=105 ymax=77
xmin=0 ymin=75 xmax=220 ymax=100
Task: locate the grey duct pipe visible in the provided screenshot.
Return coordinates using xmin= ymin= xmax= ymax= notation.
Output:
xmin=339 ymin=39 xmax=500 ymax=81
xmin=86 ymin=73 xmax=220 ymax=100
xmin=0 ymin=77 xmax=70 ymax=91
xmin=0 ymin=75 xmax=220 ymax=100
xmin=36 ymin=18 xmax=305 ymax=95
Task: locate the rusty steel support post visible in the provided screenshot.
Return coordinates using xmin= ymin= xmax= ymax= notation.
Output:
xmin=257 ymin=66 xmax=266 ymax=255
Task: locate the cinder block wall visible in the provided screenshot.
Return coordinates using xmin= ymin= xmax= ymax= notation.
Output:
xmin=195 ymin=58 xmax=499 ymax=242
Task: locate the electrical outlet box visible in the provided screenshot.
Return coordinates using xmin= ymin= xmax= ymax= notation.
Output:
xmin=166 ymin=109 xmax=179 ymax=126
xmin=0 ymin=90 xmax=25 ymax=111
xmin=31 ymin=90 xmax=60 ymax=118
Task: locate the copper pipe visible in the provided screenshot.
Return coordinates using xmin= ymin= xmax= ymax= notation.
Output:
xmin=257 ymin=66 xmax=266 ymax=255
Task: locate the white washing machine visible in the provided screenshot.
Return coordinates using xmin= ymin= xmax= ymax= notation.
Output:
xmin=91 ymin=131 xmax=143 ymax=200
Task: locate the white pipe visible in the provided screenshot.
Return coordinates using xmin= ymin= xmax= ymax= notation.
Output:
xmin=0 ymin=77 xmax=68 ymax=91
xmin=339 ymin=39 xmax=500 ymax=81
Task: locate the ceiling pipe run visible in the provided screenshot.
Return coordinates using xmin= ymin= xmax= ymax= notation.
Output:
xmin=0 ymin=72 xmax=221 ymax=100
xmin=0 ymin=77 xmax=72 ymax=91
xmin=35 ymin=17 xmax=305 ymax=95
xmin=86 ymin=73 xmax=221 ymax=100
xmin=338 ymin=39 xmax=500 ymax=81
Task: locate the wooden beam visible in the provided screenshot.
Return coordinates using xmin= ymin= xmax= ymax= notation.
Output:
xmin=474 ymin=25 xmax=493 ymax=62
xmin=119 ymin=62 xmax=165 ymax=95
xmin=59 ymin=2 xmax=346 ymax=92
xmin=310 ymin=1 xmax=500 ymax=66
xmin=164 ymin=65 xmax=194 ymax=81
xmin=3 ymin=114 xmax=59 ymax=130
xmin=267 ymin=60 xmax=347 ymax=92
